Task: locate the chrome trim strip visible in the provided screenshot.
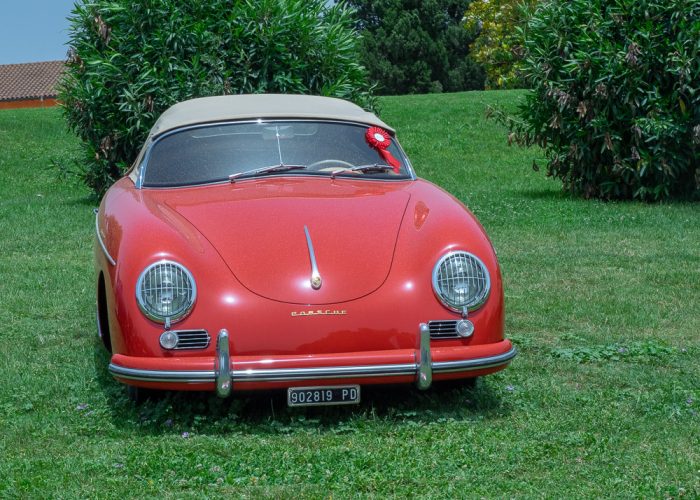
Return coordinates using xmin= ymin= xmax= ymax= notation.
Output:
xmin=416 ymin=323 xmax=432 ymax=390
xmin=432 ymin=347 xmax=517 ymax=373
xmin=135 ymin=142 xmax=151 ymax=189
xmin=215 ymin=329 xmax=232 ymax=397
xmin=231 ymin=363 xmax=417 ymax=382
xmin=108 ymin=364 xmax=215 ymax=383
xmin=94 ymin=209 xmax=116 ymax=266
xmin=303 ymin=225 xmax=322 ymax=290
xmin=108 ymin=363 xmax=415 ymax=384
xmin=108 ymin=347 xmax=517 ymax=385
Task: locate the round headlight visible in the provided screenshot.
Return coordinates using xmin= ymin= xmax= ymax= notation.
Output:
xmin=432 ymin=251 xmax=490 ymax=312
xmin=136 ymin=260 xmax=196 ymax=323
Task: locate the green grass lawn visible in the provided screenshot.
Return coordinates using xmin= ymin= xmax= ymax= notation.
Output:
xmin=0 ymin=91 xmax=698 ymax=498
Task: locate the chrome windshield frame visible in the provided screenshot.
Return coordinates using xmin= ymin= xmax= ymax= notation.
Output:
xmin=134 ymin=119 xmax=417 ymax=189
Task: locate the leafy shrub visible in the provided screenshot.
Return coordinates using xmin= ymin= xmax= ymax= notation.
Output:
xmin=60 ymin=0 xmax=377 ymax=197
xmin=346 ymin=0 xmax=486 ymax=95
xmin=464 ymin=0 xmax=538 ymax=89
xmin=493 ymin=0 xmax=700 ymax=201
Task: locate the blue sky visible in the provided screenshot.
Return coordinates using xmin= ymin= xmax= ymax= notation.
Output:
xmin=0 ymin=0 xmax=74 ymax=64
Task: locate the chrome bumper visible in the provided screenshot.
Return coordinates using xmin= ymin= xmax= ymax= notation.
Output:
xmin=108 ymin=324 xmax=517 ymax=397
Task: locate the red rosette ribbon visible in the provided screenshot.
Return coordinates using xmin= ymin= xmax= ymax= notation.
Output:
xmin=365 ymin=127 xmax=401 ymax=173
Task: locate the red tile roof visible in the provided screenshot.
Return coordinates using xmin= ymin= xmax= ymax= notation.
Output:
xmin=0 ymin=60 xmax=65 ymax=102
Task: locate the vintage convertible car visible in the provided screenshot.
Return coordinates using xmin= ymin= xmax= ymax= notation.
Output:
xmin=94 ymin=94 xmax=516 ymax=405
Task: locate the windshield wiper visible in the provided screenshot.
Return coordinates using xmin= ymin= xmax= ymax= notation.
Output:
xmin=229 ymin=164 xmax=307 ymax=183
xmin=330 ymin=163 xmax=395 ymax=179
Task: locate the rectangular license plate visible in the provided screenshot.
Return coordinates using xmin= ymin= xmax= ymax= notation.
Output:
xmin=287 ymin=385 xmax=360 ymax=407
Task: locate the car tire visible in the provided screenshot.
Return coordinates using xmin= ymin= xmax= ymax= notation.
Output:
xmin=96 ymin=273 xmax=112 ymax=353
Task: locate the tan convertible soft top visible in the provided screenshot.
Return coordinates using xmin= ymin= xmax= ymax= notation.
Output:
xmin=148 ymin=94 xmax=394 ymax=138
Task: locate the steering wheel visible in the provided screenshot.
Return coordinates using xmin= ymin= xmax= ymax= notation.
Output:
xmin=309 ymin=159 xmax=355 ymax=171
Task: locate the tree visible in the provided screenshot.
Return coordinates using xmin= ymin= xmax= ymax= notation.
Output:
xmin=494 ymin=0 xmax=699 ymax=201
xmin=346 ymin=0 xmax=485 ymax=95
xmin=464 ymin=0 xmax=538 ymax=89
xmin=60 ymin=0 xmax=376 ymax=197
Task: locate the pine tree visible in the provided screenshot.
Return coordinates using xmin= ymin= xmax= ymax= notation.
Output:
xmin=347 ymin=0 xmax=485 ymax=95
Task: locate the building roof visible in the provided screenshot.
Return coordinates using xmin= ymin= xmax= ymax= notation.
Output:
xmin=149 ymin=94 xmax=393 ymax=138
xmin=0 ymin=60 xmax=65 ymax=102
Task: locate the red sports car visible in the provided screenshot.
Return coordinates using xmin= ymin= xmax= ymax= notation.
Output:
xmin=95 ymin=94 xmax=516 ymax=405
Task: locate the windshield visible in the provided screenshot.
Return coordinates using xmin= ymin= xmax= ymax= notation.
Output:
xmin=141 ymin=121 xmax=411 ymax=187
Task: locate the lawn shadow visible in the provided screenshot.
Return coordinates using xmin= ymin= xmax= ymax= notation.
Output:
xmin=94 ymin=339 xmax=511 ymax=437
xmin=65 ymin=194 xmax=98 ymax=208
xmin=516 ymin=187 xmax=571 ymax=201
xmin=516 ymin=186 xmax=700 ymax=205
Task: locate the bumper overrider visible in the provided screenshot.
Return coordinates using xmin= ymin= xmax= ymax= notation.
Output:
xmin=108 ymin=324 xmax=517 ymax=396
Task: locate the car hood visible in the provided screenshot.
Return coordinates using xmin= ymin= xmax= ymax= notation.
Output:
xmin=163 ymin=178 xmax=411 ymax=304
